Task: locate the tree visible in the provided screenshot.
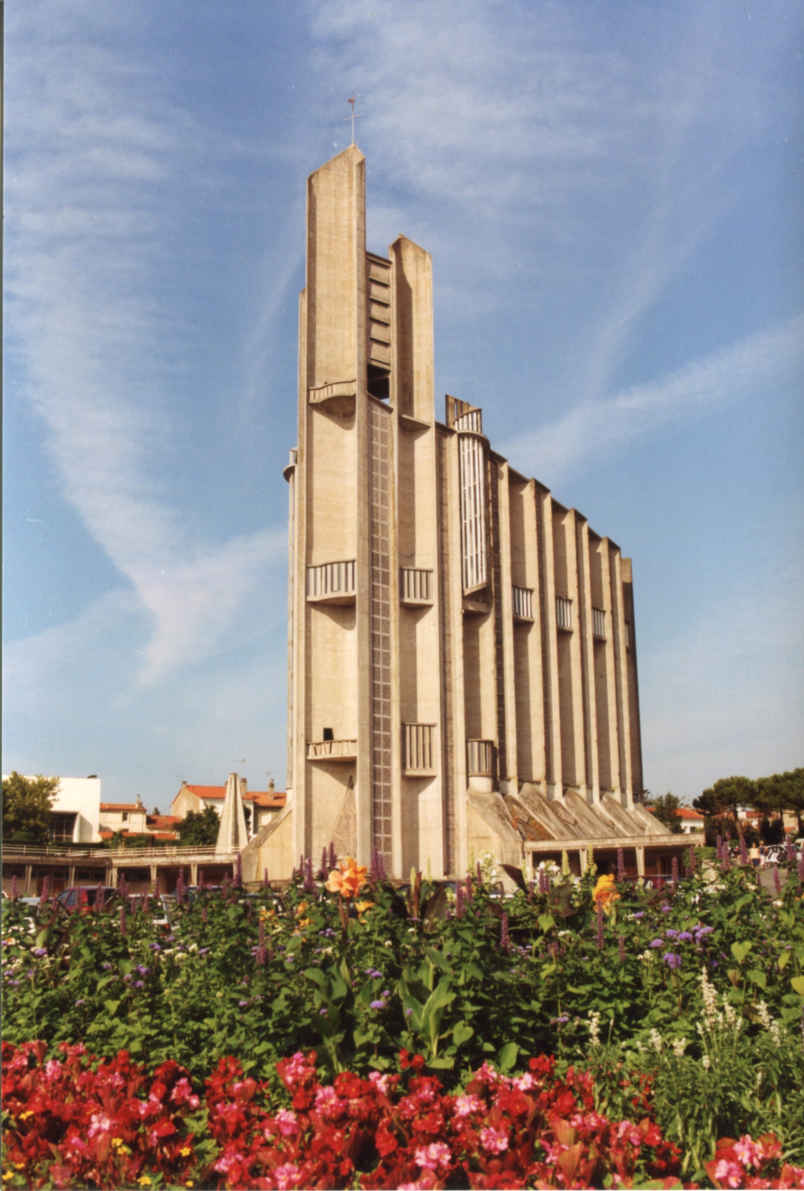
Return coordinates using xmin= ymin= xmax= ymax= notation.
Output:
xmin=647 ymin=793 xmax=683 ymax=834
xmin=755 ymin=768 xmax=804 ymax=835
xmin=693 ymin=775 xmax=757 ymax=824
xmin=2 ymin=772 xmax=59 ymax=844
xmin=177 ymin=806 xmax=220 ymax=846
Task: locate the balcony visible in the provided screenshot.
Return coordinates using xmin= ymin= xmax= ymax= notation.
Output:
xmin=400 ymin=567 xmax=433 ymax=605
xmin=307 ymin=380 xmax=356 ymax=417
xmin=403 ymin=723 xmax=436 ymax=774
xmin=467 ymin=739 xmax=496 ymax=778
xmin=306 ymin=560 xmax=356 ymax=604
xmin=556 ymin=595 xmax=573 ymax=632
xmin=307 ymin=739 xmax=358 ymax=762
xmin=592 ymin=607 xmax=606 ymax=641
xmin=512 ymin=585 xmax=534 ymax=622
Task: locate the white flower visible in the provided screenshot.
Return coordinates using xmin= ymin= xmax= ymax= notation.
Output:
xmin=672 ymin=1038 xmax=687 ymax=1057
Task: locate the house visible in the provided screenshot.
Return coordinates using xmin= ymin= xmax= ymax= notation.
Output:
xmin=99 ymin=798 xmax=148 ymax=835
xmin=0 ymin=774 xmax=103 ymax=843
xmin=675 ymin=806 xmax=705 ymax=835
xmin=170 ymin=780 xmax=287 ymax=836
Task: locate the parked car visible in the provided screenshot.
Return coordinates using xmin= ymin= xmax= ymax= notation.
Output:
xmin=56 ymin=886 xmax=120 ymax=912
xmin=760 ymin=845 xmax=786 ymax=867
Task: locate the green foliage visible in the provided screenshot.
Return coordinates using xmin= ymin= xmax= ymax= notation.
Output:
xmin=2 ymin=772 xmax=58 ymax=844
xmin=3 ymin=853 xmax=803 ymax=1172
xmin=177 ymin=805 xmax=220 ymax=845
xmin=647 ymin=793 xmax=684 ymax=833
xmin=694 ymin=767 xmax=804 ymax=835
xmin=693 ymin=774 xmax=756 ymax=819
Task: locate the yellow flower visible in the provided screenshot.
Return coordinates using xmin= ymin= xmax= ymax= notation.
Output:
xmin=355 ymin=900 xmax=374 ymax=914
xmin=138 ymin=1177 xmax=152 ymax=1187
xmin=179 ymin=1146 xmax=192 ymax=1157
xmin=18 ymin=1111 xmax=33 ymax=1121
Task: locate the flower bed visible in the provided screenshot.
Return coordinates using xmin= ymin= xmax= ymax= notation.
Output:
xmin=5 ymin=1040 xmax=804 ymax=1189
xmin=3 ymin=848 xmax=804 ymax=1184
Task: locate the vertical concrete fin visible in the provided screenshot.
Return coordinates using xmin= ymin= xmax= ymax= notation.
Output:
xmin=216 ymin=773 xmax=249 ymax=854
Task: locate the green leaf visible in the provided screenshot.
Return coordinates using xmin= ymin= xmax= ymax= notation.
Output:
xmin=104 ymin=999 xmax=120 ymax=1014
xmin=538 ymin=913 xmax=556 ymax=933
xmin=778 ymin=950 xmax=790 ymax=971
xmin=452 ymin=1021 xmax=474 ymax=1047
xmin=731 ymin=940 xmax=752 ymax=965
xmin=791 ymin=976 xmax=804 ymax=996
xmin=428 ymin=1056 xmax=455 ymax=1069
xmin=747 ymin=968 xmax=766 ymax=990
xmin=497 ymin=1041 xmax=518 ymax=1072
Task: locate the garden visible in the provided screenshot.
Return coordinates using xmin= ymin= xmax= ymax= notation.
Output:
xmin=3 ymin=844 xmax=804 ymax=1189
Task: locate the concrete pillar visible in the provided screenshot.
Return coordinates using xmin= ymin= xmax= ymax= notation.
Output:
xmin=496 ymin=464 xmax=518 ymax=792
xmin=636 ymin=846 xmax=645 ymax=877
xmin=564 ymin=510 xmax=587 ymax=795
xmin=24 ymin=865 xmax=33 ymax=895
xmin=577 ymin=518 xmax=600 ymax=801
xmin=190 ymin=862 xmax=198 ymax=885
xmin=599 ymin=540 xmax=621 ymax=794
xmin=540 ymin=491 xmax=562 ymax=798
xmin=149 ymin=864 xmax=157 ymax=890
xmin=611 ymin=551 xmax=634 ymax=805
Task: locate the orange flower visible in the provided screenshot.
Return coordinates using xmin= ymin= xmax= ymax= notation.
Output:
xmin=325 ymin=858 xmax=368 ymax=899
xmin=592 ymin=873 xmax=620 ymax=915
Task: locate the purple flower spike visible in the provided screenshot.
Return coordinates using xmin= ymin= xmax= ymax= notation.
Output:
xmin=662 ymin=952 xmax=682 ymax=970
xmin=500 ymin=911 xmax=511 ymax=952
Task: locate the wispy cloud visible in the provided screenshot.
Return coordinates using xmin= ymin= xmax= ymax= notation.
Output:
xmin=6 ymin=6 xmax=286 ymax=683
xmin=497 ymin=313 xmax=804 ymax=487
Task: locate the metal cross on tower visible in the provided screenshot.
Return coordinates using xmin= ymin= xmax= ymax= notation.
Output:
xmin=346 ymin=96 xmax=360 ymax=144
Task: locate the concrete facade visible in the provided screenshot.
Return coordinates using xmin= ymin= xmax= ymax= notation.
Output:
xmin=283 ymin=147 xmax=696 ymax=880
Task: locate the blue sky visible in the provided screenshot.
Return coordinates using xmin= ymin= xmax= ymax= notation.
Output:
xmin=4 ymin=0 xmax=802 ymax=809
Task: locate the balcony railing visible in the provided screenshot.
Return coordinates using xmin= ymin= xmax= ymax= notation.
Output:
xmin=403 ymin=723 xmax=436 ymax=773
xmin=556 ymin=595 xmax=573 ymax=631
xmin=306 ymin=560 xmax=356 ymax=603
xmin=512 ymin=585 xmax=534 ymax=622
xmin=592 ymin=607 xmax=606 ymax=641
xmin=307 ymin=739 xmax=358 ymax=762
xmin=467 ymin=738 xmax=496 ymax=778
xmin=400 ymin=567 xmax=433 ymax=605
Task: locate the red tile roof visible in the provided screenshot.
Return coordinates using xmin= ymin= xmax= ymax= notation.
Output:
xmin=676 ymin=807 xmax=704 ymax=820
xmin=182 ymin=783 xmax=285 ymax=807
xmin=147 ymin=814 xmax=182 ymax=828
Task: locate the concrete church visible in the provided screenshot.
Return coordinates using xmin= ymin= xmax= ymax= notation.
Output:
xmin=245 ymin=145 xmax=697 ymax=885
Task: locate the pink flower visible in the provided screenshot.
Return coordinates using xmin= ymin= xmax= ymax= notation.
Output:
xmin=314 ymin=1084 xmax=344 ymax=1119
xmin=734 ymin=1136 xmax=761 ymax=1168
xmin=415 ymin=1141 xmax=452 ymax=1171
xmin=616 ymin=1119 xmax=642 ymax=1147
xmin=480 ymin=1125 xmax=509 ymax=1154
xmin=87 ymin=1112 xmax=113 ymax=1138
xmin=714 ymin=1157 xmax=744 ymax=1187
xmin=274 ymin=1162 xmax=302 ymax=1189
xmin=368 ymin=1070 xmax=393 ymax=1095
xmin=453 ymin=1093 xmax=484 ymax=1118
xmin=513 ymin=1071 xmax=536 ymax=1091
xmin=275 ymin=1108 xmax=299 ymax=1137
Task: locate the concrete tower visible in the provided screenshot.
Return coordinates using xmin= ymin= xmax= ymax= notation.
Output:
xmin=283 ymin=147 xmax=690 ymax=884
